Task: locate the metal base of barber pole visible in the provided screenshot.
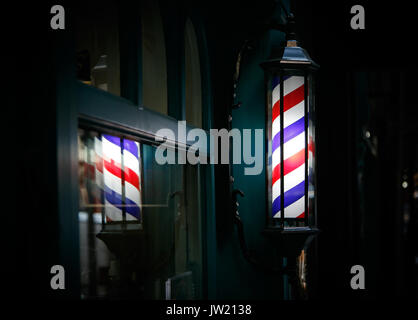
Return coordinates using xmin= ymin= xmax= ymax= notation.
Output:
xmin=96 ymin=227 xmax=147 ymax=297
xmin=262 ymin=227 xmax=319 ymax=300
xmin=262 ymin=227 xmax=319 ymax=258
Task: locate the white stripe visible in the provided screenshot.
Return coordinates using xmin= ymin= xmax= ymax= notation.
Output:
xmin=125 ymin=212 xmax=137 ymax=221
xmin=102 ymin=136 xmax=122 ymax=195
xmin=94 ymin=137 xmax=102 ymax=158
xmin=285 ymin=195 xmax=305 ymax=218
xmin=125 ymin=182 xmax=141 ymax=206
xmin=102 ymin=136 xmax=121 ymax=163
xmin=272 ymin=76 xmax=304 ymax=106
xmin=284 ymin=76 xmax=304 ymax=96
xmin=272 ymin=148 xmax=280 ymax=173
xmin=272 ymin=132 xmax=305 ymax=169
xmin=123 ymin=151 xmax=140 ymax=174
xmin=103 ymin=169 xmax=122 ymax=194
xmin=272 ymin=100 xmax=304 ymax=139
xmin=95 ymin=169 xmax=103 ymax=189
xmin=272 ymin=177 xmax=280 ymax=204
xmin=284 ymin=163 xmax=305 ymax=193
xmin=122 ymin=149 xmax=141 ymax=209
xmin=105 ymin=198 xmax=122 ymax=221
xmin=273 ymin=196 xmax=305 ymax=219
xmin=88 ymin=148 xmax=96 ymax=165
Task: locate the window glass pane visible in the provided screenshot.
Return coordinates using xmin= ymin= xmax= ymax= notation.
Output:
xmin=78 ymin=128 xmax=202 ymax=299
xmin=185 ymin=19 xmax=203 ymax=128
xmin=271 ymin=75 xmax=306 ymax=227
xmin=141 ymin=0 xmax=168 ymax=114
xmin=74 ymin=0 xmax=121 ymax=96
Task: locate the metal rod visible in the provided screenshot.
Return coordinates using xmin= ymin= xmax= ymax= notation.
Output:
xmin=266 ymin=74 xmax=273 ymax=227
xmin=280 ymin=73 xmax=285 ymax=228
xmin=120 ymin=137 xmax=126 ymax=226
xmin=313 ymin=77 xmax=318 ymax=228
xmin=304 ymin=74 xmax=309 ymax=226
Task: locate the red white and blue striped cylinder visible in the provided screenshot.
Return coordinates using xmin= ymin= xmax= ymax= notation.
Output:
xmin=271 ymin=75 xmax=307 ymax=219
xmin=101 ymin=135 xmax=142 ymax=222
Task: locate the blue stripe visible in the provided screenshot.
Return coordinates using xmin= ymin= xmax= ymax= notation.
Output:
xmin=272 ymin=180 xmax=305 ymax=217
xmin=104 ymin=185 xmax=122 ymax=209
xmin=272 ymin=75 xmax=291 ymax=90
xmin=104 ymin=185 xmax=140 ymax=220
xmin=125 ymin=197 xmax=141 ymax=219
xmin=124 ymin=139 xmax=139 ymax=158
xmin=103 ymin=134 xmax=121 ymax=147
xmin=272 ymin=116 xmax=305 ymax=152
xmin=103 ymin=135 xmax=139 ymax=160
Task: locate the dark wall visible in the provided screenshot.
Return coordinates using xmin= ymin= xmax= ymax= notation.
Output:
xmin=5 ymin=2 xmax=61 ymax=298
xmin=292 ymin=0 xmax=418 ymax=299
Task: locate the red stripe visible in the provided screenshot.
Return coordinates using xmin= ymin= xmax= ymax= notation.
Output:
xmin=272 ymin=148 xmax=305 ymax=185
xmin=124 ymin=167 xmax=140 ymax=190
xmin=272 ymin=164 xmax=281 ymax=186
xmin=308 ymin=137 xmax=315 ymax=155
xmin=284 ymin=148 xmax=305 ymax=175
xmin=272 ymin=84 xmax=305 ymax=122
xmin=95 ymin=155 xmax=103 ymax=173
xmin=104 ymin=158 xmax=122 ymax=178
xmin=297 ymin=212 xmax=305 ymax=218
xmin=85 ymin=163 xmax=95 ymax=180
xmin=103 ymin=158 xmax=140 ymax=190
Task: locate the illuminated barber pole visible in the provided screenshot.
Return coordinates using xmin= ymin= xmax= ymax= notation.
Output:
xmin=122 ymin=139 xmax=141 ymax=220
xmin=101 ymin=134 xmax=141 ymax=223
xmin=261 ymin=34 xmax=318 ymax=229
xmin=272 ymin=75 xmax=306 ymax=219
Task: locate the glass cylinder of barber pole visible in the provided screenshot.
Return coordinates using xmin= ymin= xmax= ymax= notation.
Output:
xmin=100 ymin=134 xmax=142 ymax=226
xmin=261 ymin=39 xmax=318 ymax=229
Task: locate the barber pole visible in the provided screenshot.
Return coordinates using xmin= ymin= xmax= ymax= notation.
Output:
xmin=259 ymin=13 xmax=319 ymax=262
xmin=101 ymin=135 xmax=141 ymax=222
xmin=271 ymin=75 xmax=306 ymax=219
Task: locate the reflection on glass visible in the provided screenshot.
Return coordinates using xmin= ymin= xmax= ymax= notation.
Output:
xmin=78 ymin=131 xmax=142 ymax=224
xmin=185 ymin=19 xmax=203 ymax=128
xmin=78 ymin=128 xmax=202 ymax=299
xmin=74 ymin=0 xmax=120 ymax=95
xmin=141 ymin=0 xmax=168 ymax=114
xmin=307 ymin=75 xmax=316 ymax=226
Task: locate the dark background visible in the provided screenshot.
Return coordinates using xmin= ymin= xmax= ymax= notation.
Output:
xmin=295 ymin=0 xmax=418 ymax=299
xmin=3 ymin=0 xmax=417 ymax=302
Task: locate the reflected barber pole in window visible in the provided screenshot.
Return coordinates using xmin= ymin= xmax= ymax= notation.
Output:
xmin=271 ymin=76 xmax=306 ymax=219
xmin=78 ymin=131 xmax=142 ymax=225
xmin=101 ymin=135 xmax=141 ymax=222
